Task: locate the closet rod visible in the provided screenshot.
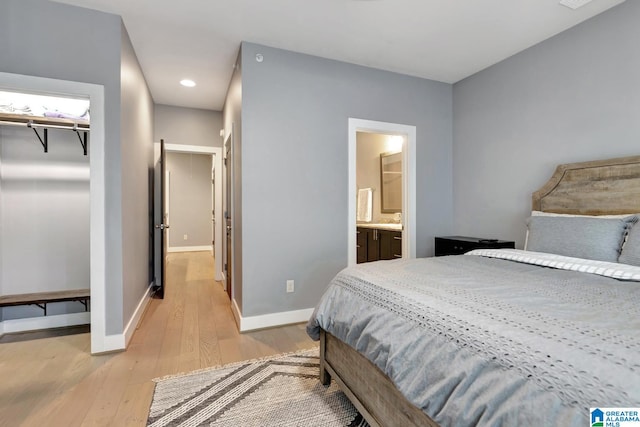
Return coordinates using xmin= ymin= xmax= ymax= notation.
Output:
xmin=0 ymin=120 xmax=90 ymax=131
xmin=0 ymin=119 xmax=89 ymax=155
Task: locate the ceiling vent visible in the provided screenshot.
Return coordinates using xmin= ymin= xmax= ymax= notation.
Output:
xmin=559 ymin=0 xmax=595 ymax=9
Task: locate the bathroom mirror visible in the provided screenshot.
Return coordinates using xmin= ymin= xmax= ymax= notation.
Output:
xmin=380 ymin=151 xmax=402 ymax=213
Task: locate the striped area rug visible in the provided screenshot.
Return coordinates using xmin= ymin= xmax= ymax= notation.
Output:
xmin=146 ymin=348 xmax=369 ymax=427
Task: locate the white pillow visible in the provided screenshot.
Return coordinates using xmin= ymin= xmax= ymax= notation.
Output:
xmin=530 ymin=210 xmax=632 ymax=219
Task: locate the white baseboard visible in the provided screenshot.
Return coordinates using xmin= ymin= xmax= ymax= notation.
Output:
xmin=231 ymin=299 xmax=313 ymax=332
xmin=93 ymin=282 xmax=154 ymax=354
xmin=231 ymin=298 xmax=242 ymax=329
xmin=123 ymin=282 xmax=154 ymax=348
xmin=101 ymin=334 xmax=126 ymax=353
xmin=0 ymin=312 xmax=90 ymax=336
xmin=168 ymin=245 xmax=213 ymax=253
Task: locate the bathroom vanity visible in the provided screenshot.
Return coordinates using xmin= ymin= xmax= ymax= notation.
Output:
xmin=356 ymin=224 xmax=402 ymax=263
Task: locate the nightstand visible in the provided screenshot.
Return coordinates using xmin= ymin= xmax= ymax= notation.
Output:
xmin=434 ymin=236 xmax=515 ymax=257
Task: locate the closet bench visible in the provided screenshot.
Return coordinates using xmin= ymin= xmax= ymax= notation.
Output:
xmin=0 ymin=289 xmax=90 ymax=316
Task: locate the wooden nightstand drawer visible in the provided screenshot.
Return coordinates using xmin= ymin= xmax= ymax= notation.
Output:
xmin=434 ymin=236 xmax=514 ymax=257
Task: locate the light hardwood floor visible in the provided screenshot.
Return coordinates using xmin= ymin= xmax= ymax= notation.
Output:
xmin=0 ymin=252 xmax=316 ymax=427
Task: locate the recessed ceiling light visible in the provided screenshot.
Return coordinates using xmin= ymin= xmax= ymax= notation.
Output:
xmin=180 ymin=79 xmax=196 ymax=87
xmin=559 ymin=0 xmax=594 ymax=10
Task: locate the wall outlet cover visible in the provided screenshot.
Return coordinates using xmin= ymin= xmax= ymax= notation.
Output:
xmin=286 ymin=280 xmax=294 ymax=293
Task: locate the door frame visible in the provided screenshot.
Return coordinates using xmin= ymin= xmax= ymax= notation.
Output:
xmin=222 ymin=132 xmax=233 ymax=299
xmin=348 ymin=118 xmax=416 ymax=266
xmin=154 ymin=143 xmax=223 ymax=282
xmin=0 ymin=72 xmax=107 ymax=353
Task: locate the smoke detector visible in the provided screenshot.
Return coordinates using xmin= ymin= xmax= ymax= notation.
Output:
xmin=559 ymin=0 xmax=594 ymax=9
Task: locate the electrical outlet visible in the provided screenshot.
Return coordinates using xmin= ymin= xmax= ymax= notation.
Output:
xmin=183 ymin=234 xmax=188 ymax=240
xmin=286 ymin=280 xmax=294 ymax=293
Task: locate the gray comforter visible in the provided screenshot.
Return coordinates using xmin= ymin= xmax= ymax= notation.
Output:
xmin=307 ymin=251 xmax=640 ymax=426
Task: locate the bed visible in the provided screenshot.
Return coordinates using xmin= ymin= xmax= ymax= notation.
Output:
xmin=307 ymin=155 xmax=640 ymax=427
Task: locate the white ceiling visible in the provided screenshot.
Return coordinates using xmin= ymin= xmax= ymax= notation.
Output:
xmin=54 ymin=0 xmax=625 ymax=111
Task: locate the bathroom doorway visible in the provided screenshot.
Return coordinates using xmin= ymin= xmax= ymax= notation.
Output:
xmin=348 ymin=119 xmax=416 ymax=267
xmin=355 ymin=132 xmax=404 ymax=263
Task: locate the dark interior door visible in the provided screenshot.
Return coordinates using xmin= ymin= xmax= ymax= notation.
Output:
xmin=225 ymin=136 xmax=232 ymax=299
xmin=155 ymin=139 xmax=169 ymax=298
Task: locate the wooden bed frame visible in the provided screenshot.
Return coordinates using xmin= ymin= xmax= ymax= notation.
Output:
xmin=319 ymin=155 xmax=640 ymax=427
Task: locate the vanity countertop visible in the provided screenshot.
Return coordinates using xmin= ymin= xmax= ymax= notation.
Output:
xmin=356 ymin=223 xmax=403 ymax=231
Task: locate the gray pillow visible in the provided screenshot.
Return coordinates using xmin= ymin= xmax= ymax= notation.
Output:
xmin=619 ymin=223 xmax=640 ymax=266
xmin=526 ymin=216 xmax=635 ymax=262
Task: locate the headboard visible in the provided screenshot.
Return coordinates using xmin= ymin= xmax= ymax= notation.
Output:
xmin=532 ymin=155 xmax=640 ymax=215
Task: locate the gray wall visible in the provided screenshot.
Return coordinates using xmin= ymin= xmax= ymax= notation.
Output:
xmin=0 ymin=127 xmax=90 ymax=320
xmin=155 ymin=104 xmax=223 ymax=147
xmin=120 ymin=23 xmax=154 ymax=329
xmin=0 ymin=0 xmax=125 ymax=334
xmin=237 ymin=42 xmax=452 ymax=317
xmin=453 ymin=0 xmax=640 ymax=249
xmin=166 ymin=152 xmax=213 ymax=248
xmin=1 ymin=0 xmax=155 ymax=336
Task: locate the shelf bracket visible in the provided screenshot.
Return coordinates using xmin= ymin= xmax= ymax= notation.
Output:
xmin=33 ymin=302 xmax=48 ymax=316
xmin=74 ymin=126 xmax=88 ymax=156
xmin=27 ymin=121 xmax=48 ymax=153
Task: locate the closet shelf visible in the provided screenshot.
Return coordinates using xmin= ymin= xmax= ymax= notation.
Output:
xmin=0 ymin=112 xmax=90 ymax=155
xmin=0 ymin=112 xmax=89 ymax=129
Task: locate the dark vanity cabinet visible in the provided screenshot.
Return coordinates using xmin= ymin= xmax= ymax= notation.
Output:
xmin=356 ymin=227 xmax=369 ymax=263
xmin=357 ymin=227 xmax=402 ymax=263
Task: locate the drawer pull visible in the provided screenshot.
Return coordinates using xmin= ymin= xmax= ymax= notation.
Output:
xmin=356 ymin=245 xmax=361 ymax=248
xmin=393 ymin=254 xmax=402 ymax=258
xmin=393 ymin=236 xmax=402 ymax=240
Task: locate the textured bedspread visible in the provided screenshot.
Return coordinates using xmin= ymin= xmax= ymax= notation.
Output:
xmin=307 ymin=250 xmax=640 ymax=427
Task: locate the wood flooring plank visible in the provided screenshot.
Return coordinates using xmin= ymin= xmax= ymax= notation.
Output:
xmin=80 ymin=350 xmax=140 ymax=426
xmin=2 ymin=252 xmax=317 ymax=426
xmin=197 ymin=279 xmax=222 ymax=368
xmin=22 ymin=356 xmax=114 ymax=427
xmin=110 ymin=381 xmax=155 ymax=427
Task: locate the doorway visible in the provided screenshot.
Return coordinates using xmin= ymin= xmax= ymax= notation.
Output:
xmin=165 ymin=152 xmax=215 ymax=253
xmin=0 ymin=72 xmax=107 ymax=354
xmin=154 ymin=144 xmax=223 ymax=291
xmin=348 ymin=118 xmax=416 ymax=267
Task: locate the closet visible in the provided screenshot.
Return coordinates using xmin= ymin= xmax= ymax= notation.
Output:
xmin=0 ymin=89 xmax=91 ymax=332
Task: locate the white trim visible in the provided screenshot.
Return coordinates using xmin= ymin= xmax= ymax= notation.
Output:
xmin=165 ymin=143 xmax=216 ymax=154
xmin=347 ymin=118 xmax=417 ymax=267
xmin=231 ymin=298 xmax=242 ymax=329
xmin=168 ymin=245 xmax=213 ymax=253
xmin=101 ymin=334 xmax=126 ymax=353
xmin=0 ymin=312 xmax=90 ymax=336
xmin=0 ymin=72 xmax=107 ymax=354
xmin=123 ymin=282 xmax=154 ymax=347
xmin=231 ymin=299 xmax=314 ymax=332
xmin=165 ymin=170 xmax=171 ymax=247
xmin=155 ymin=143 xmax=224 ymax=282
xmin=225 ymin=128 xmax=235 ymax=300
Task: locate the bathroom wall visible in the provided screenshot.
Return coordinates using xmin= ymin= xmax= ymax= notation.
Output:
xmin=356 ymin=132 xmax=402 ymax=223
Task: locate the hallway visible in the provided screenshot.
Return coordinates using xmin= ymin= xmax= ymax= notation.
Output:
xmin=0 ymin=252 xmax=315 ymax=426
